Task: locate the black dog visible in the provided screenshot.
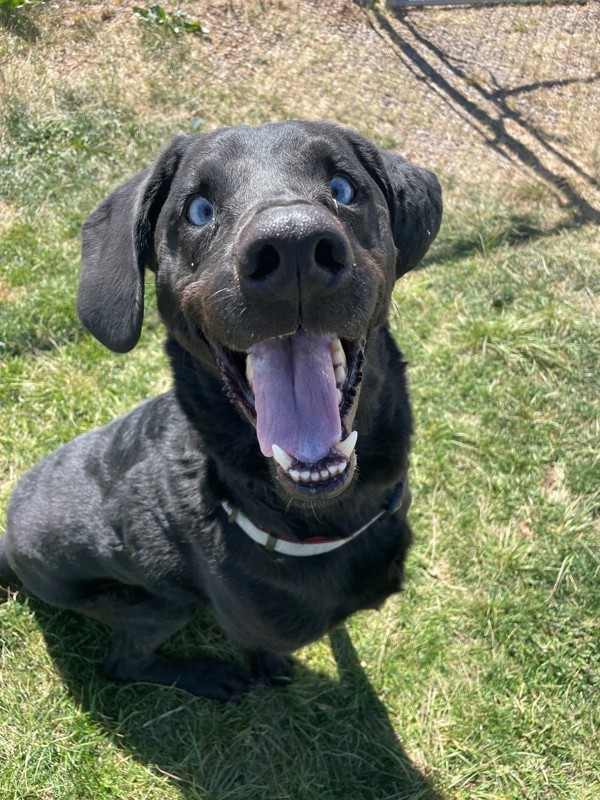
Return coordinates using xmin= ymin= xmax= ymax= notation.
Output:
xmin=0 ymin=122 xmax=442 ymax=700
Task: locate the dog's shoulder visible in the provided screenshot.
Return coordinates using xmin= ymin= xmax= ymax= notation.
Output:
xmin=8 ymin=391 xmax=196 ymax=517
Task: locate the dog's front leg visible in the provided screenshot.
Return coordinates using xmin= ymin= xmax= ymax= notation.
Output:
xmin=105 ymin=628 xmax=254 ymax=701
xmin=248 ymin=650 xmax=294 ymax=688
xmin=87 ymin=595 xmax=255 ymax=701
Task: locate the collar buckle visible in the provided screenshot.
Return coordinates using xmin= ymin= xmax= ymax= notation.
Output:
xmin=382 ymin=479 xmax=406 ymax=519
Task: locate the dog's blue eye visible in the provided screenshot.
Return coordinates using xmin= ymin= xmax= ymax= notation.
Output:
xmin=329 ymin=176 xmax=354 ymax=205
xmin=187 ymin=196 xmax=215 ymax=227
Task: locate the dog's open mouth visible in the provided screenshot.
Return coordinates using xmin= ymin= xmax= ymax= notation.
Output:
xmin=213 ymin=330 xmax=365 ymax=499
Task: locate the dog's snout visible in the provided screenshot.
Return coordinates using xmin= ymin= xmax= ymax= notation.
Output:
xmin=236 ymin=204 xmax=353 ymax=302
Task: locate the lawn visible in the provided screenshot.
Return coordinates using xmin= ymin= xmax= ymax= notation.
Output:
xmin=1 ymin=2 xmax=598 ymax=799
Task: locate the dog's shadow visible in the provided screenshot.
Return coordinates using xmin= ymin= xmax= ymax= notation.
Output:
xmin=23 ymin=597 xmax=444 ymax=799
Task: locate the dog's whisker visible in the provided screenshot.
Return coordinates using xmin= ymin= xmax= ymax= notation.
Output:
xmin=208 ymin=287 xmax=236 ymax=302
xmin=309 ymin=503 xmax=325 ymax=526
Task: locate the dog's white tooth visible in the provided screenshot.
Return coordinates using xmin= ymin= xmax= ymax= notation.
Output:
xmin=336 ymin=388 xmax=343 ymax=405
xmin=289 ymin=469 xmax=300 ymax=482
xmin=333 ymin=350 xmax=346 ymax=367
xmin=331 ymin=338 xmax=346 ymax=367
xmin=338 ymin=460 xmax=348 ymax=473
xmin=327 ymin=464 xmax=339 ymax=477
xmin=272 ymin=444 xmax=293 ymax=472
xmin=310 ymin=471 xmax=320 ymax=481
xmin=320 ymin=469 xmax=330 ymax=480
xmin=335 ymin=430 xmax=357 ymax=460
xmin=335 ymin=364 xmax=347 ymax=385
xmin=300 ymin=470 xmax=311 ymax=481
xmin=246 ymin=353 xmax=254 ymax=385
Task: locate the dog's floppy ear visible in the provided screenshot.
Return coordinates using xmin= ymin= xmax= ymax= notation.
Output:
xmin=379 ymin=150 xmax=442 ymax=278
xmin=78 ymin=135 xmax=191 ymax=352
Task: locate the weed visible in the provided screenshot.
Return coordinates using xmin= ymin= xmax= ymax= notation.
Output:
xmin=0 ymin=0 xmax=43 ymax=9
xmin=133 ymin=3 xmax=208 ymax=37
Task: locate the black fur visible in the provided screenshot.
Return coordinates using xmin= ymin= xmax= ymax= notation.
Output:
xmin=1 ymin=122 xmax=441 ymax=701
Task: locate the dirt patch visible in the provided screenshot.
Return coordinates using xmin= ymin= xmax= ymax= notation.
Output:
xmin=542 ymin=462 xmax=571 ymax=504
xmin=0 ymin=201 xmax=16 ymax=233
xmin=0 ymin=276 xmax=24 ymax=304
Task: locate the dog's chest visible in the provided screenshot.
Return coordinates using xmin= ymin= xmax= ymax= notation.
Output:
xmin=202 ymin=533 xmax=402 ymax=654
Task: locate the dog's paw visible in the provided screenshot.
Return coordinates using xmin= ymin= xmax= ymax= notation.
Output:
xmin=191 ymin=660 xmax=256 ymax=702
xmin=104 ymin=653 xmax=255 ymax=702
xmin=249 ymin=650 xmax=294 ymax=688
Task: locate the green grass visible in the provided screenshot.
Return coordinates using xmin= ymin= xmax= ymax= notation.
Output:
xmin=1 ymin=5 xmax=599 ymax=799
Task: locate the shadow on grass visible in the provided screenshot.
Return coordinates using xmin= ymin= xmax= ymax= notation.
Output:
xmin=22 ymin=596 xmax=444 ymax=800
xmin=422 ymin=211 xmax=582 ymax=268
xmin=371 ymin=9 xmax=600 ymax=226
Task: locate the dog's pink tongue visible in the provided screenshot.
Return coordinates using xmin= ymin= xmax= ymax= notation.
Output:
xmin=250 ymin=332 xmax=341 ymax=463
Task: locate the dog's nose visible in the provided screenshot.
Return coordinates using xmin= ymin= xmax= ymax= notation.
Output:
xmin=235 ymin=204 xmax=353 ymax=303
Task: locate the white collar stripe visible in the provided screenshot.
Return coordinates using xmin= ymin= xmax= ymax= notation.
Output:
xmin=220 ymin=486 xmax=403 ymax=557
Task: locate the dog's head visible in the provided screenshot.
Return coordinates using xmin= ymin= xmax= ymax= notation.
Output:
xmin=79 ymin=121 xmax=442 ymax=502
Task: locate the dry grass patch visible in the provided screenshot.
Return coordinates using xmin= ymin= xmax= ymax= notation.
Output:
xmin=3 ymin=0 xmax=597 ymax=228
xmin=0 ymin=200 xmax=17 ymax=232
xmin=0 ymin=276 xmax=23 ymax=303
